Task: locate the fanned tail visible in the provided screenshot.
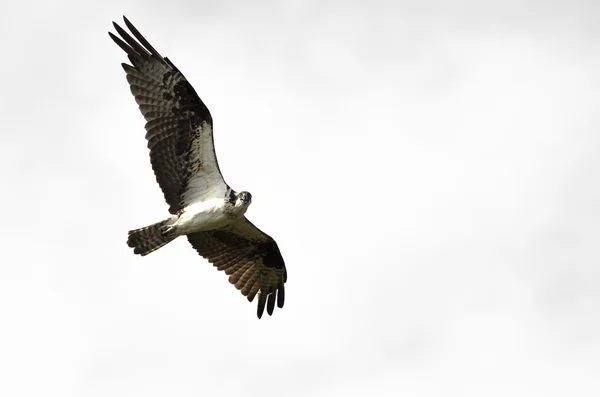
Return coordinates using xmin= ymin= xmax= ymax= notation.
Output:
xmin=127 ymin=218 xmax=176 ymax=256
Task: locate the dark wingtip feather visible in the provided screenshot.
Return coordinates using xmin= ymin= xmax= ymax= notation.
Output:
xmin=267 ymin=293 xmax=276 ymax=316
xmin=257 ymin=295 xmax=267 ymax=319
xmin=108 ymin=31 xmax=122 ymax=45
xmin=277 ymin=283 xmax=285 ymax=309
xmin=109 ymin=32 xmax=140 ymax=61
xmin=122 ymin=16 xmax=164 ymax=59
xmin=113 ymin=22 xmax=151 ymax=58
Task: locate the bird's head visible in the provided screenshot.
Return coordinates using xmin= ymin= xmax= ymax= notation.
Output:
xmin=236 ymin=191 xmax=252 ymax=210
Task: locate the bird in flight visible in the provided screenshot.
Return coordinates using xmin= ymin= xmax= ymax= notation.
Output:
xmin=109 ymin=16 xmax=287 ymax=318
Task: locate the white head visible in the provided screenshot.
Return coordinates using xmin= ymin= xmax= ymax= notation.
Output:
xmin=235 ymin=191 xmax=252 ymax=211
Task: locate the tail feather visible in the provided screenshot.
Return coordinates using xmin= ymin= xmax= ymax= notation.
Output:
xmin=127 ymin=219 xmax=175 ymax=256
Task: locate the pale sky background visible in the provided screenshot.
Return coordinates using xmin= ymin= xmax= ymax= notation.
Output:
xmin=1 ymin=0 xmax=599 ymax=396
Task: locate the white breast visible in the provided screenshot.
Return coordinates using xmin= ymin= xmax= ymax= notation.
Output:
xmin=174 ymin=198 xmax=231 ymax=234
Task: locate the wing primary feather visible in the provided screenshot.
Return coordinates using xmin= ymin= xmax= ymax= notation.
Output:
xmin=277 ymin=279 xmax=285 ymax=308
xmin=122 ymin=16 xmax=165 ymax=60
xmin=109 ymin=32 xmax=140 ymax=60
xmin=266 ymin=293 xmax=276 ymax=316
xmin=257 ymin=294 xmax=267 ymax=319
xmin=112 ymin=22 xmax=150 ymax=57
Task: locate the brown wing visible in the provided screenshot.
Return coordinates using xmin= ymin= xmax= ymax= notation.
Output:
xmin=109 ymin=17 xmax=227 ymax=214
xmin=187 ymin=217 xmax=287 ymax=318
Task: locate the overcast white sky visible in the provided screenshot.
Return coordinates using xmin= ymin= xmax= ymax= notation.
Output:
xmin=1 ymin=0 xmax=599 ymax=396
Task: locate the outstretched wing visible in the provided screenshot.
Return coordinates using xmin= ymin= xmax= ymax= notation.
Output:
xmin=187 ymin=218 xmax=287 ymax=318
xmin=109 ymin=17 xmax=228 ymax=214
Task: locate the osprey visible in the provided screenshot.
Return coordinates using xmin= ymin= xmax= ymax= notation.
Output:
xmin=109 ymin=17 xmax=286 ymax=318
